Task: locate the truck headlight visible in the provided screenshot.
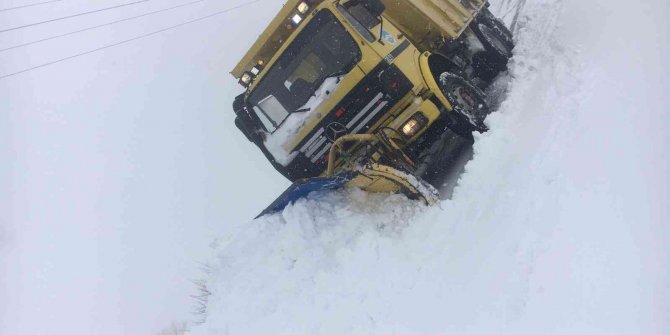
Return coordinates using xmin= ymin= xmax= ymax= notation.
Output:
xmin=401 ymin=112 xmax=428 ymax=137
xmin=297 ymin=2 xmax=309 ymax=14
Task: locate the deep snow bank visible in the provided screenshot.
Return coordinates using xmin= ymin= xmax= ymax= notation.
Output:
xmin=191 ymin=0 xmax=669 ymax=333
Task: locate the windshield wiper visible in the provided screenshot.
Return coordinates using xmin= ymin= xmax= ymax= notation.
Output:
xmin=325 ymin=69 xmax=347 ymax=83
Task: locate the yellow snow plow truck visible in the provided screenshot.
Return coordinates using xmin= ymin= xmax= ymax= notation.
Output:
xmin=231 ymin=0 xmax=513 ymax=217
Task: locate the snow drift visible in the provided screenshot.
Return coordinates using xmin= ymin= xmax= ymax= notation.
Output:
xmin=191 ymin=0 xmax=669 ymax=333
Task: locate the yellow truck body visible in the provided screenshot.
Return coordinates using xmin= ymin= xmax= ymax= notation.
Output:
xmin=380 ymin=0 xmax=486 ymax=47
xmin=230 ymin=0 xmax=513 ymax=215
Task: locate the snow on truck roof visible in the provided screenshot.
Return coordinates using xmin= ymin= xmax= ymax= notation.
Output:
xmin=231 ymin=0 xmax=326 ymax=79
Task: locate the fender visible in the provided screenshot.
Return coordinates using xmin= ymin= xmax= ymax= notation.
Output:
xmin=417 ymin=51 xmax=455 ymax=112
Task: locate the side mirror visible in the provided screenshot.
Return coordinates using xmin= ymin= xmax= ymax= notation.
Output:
xmin=363 ymin=0 xmax=385 ymax=17
xmin=233 ymin=94 xmax=263 ymax=143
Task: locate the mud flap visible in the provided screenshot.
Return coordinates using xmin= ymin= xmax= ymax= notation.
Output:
xmin=256 ymin=172 xmax=355 ymax=218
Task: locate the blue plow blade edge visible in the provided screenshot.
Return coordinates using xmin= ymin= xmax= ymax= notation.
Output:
xmin=256 ymin=172 xmax=355 ymax=218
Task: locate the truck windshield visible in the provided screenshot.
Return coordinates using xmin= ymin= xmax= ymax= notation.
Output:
xmin=248 ymin=10 xmax=361 ymax=132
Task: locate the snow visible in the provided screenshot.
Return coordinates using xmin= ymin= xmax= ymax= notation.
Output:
xmin=191 ymin=0 xmax=670 ymax=334
xmin=264 ymin=76 xmax=341 ymax=166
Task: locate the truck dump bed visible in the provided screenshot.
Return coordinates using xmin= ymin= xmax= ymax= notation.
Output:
xmin=381 ymin=0 xmax=486 ymax=47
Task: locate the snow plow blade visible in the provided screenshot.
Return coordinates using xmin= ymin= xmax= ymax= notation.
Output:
xmin=256 ymin=173 xmax=354 ymax=218
xmin=256 ymin=164 xmax=439 ymax=218
xmin=256 ymin=134 xmax=440 ymax=218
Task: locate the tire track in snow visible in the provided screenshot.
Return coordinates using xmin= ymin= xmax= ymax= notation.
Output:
xmin=469 ymin=0 xmax=580 ymax=321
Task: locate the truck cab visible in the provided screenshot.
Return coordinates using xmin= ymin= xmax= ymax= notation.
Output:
xmin=232 ymin=0 xmax=513 ymax=184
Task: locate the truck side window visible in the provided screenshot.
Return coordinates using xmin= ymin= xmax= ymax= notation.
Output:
xmin=336 ymin=3 xmax=377 ymax=43
xmin=256 ymin=95 xmax=289 ymax=129
xmin=253 ymin=105 xmax=278 ymax=132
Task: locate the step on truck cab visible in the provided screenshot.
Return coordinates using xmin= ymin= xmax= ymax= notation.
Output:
xmin=231 ymin=0 xmax=513 ymax=215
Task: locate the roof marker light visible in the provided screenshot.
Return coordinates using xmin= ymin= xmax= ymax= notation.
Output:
xmin=291 ymin=14 xmax=303 ymax=25
xmin=297 ymin=2 xmax=309 ymax=14
xmin=239 ymin=71 xmax=253 ymax=88
xmin=250 ymin=60 xmax=264 ymax=76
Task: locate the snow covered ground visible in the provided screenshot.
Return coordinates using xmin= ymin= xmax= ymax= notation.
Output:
xmin=2 ymin=0 xmax=669 ymax=334
xmin=192 ymin=0 xmax=670 ymax=334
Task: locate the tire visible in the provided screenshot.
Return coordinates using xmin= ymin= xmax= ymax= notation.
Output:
xmin=477 ymin=8 xmax=514 ymax=51
xmin=471 ymin=9 xmax=514 ymax=83
xmin=439 ymin=73 xmax=491 ymax=136
xmin=474 ymin=22 xmax=513 ymax=61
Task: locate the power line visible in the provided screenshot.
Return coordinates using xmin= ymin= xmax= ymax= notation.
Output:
xmin=0 ymin=0 xmax=262 ymax=80
xmin=0 ymin=0 xmax=63 ymax=12
xmin=0 ymin=0 xmax=150 ymax=34
xmin=0 ymin=0 xmax=207 ymax=53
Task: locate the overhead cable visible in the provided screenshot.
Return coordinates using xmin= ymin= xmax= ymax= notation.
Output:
xmin=0 ymin=0 xmax=150 ymax=34
xmin=0 ymin=0 xmax=207 ymax=53
xmin=0 ymin=0 xmax=63 ymax=13
xmin=0 ymin=0 xmax=262 ymax=80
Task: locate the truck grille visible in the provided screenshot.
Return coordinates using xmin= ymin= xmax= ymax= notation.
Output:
xmin=294 ymin=63 xmax=413 ymax=169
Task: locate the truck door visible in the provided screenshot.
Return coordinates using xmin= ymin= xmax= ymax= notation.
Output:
xmin=335 ymin=0 xmax=410 ymax=70
xmin=333 ymin=1 xmax=385 ymax=73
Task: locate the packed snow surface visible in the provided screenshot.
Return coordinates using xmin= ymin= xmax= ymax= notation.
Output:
xmin=192 ymin=0 xmax=669 ymax=334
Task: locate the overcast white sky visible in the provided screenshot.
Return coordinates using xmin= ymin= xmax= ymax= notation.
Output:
xmin=1 ymin=0 xmax=289 ymax=333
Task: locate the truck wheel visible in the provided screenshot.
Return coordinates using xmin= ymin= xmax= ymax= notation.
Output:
xmin=471 ymin=11 xmax=514 ymax=83
xmin=477 ymin=8 xmax=514 ymax=51
xmin=439 ymin=73 xmax=490 ymax=136
xmin=476 ymin=23 xmax=513 ymax=61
